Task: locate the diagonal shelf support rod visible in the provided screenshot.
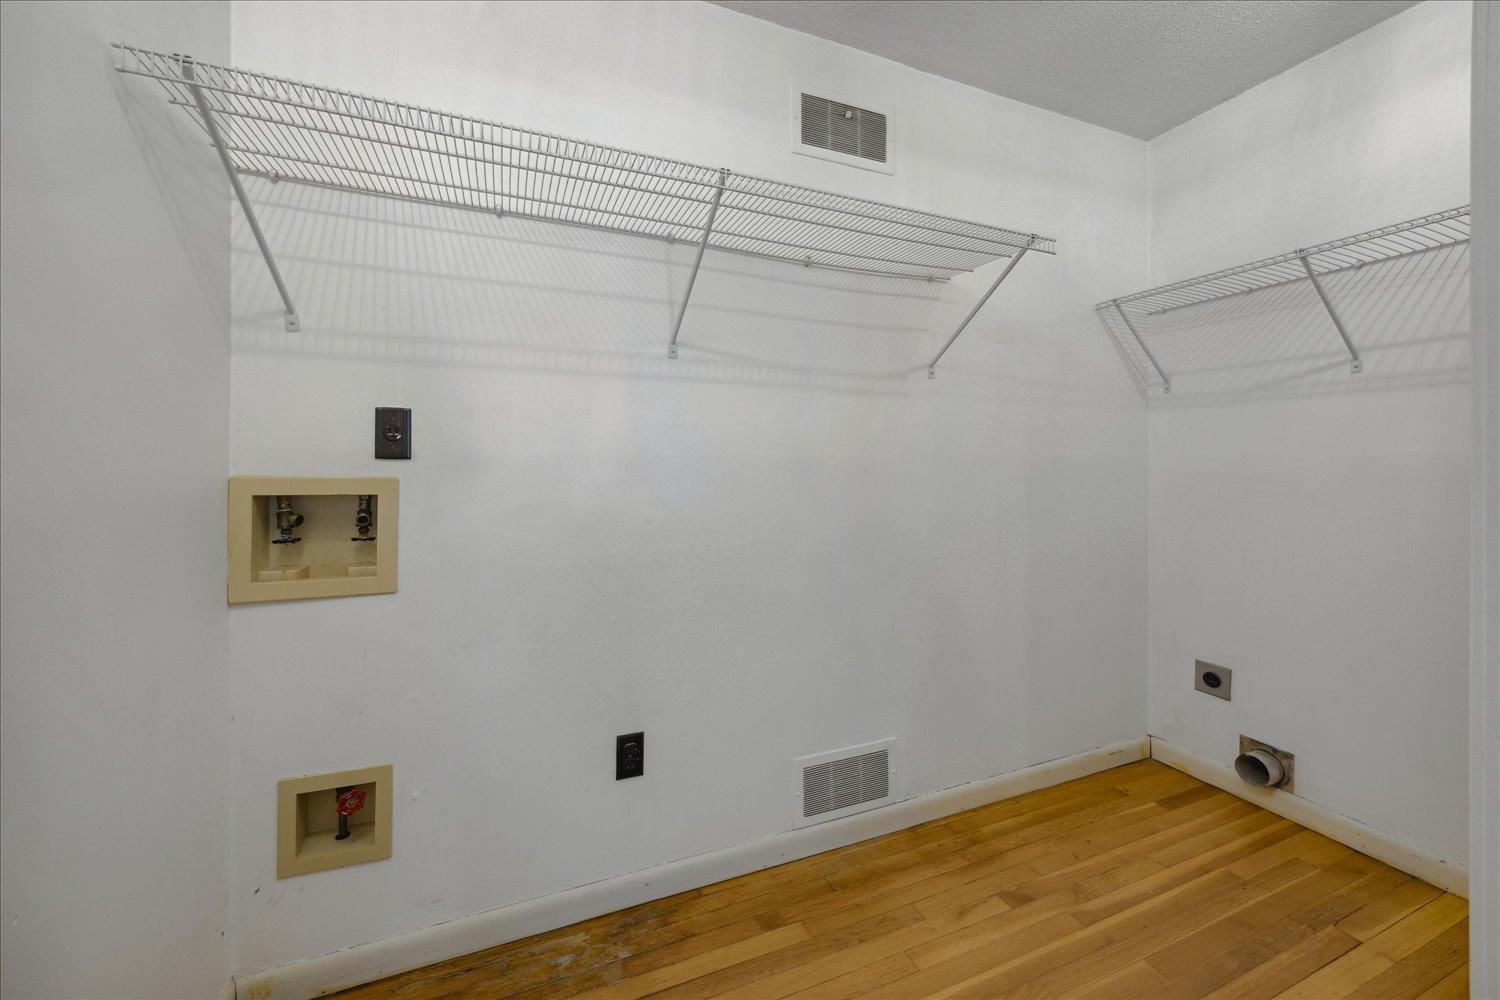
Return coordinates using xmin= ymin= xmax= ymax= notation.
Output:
xmin=1298 ymin=253 xmax=1362 ymax=373
xmin=182 ymin=57 xmax=300 ymax=332
xmin=1112 ymin=301 xmax=1171 ymax=394
xmin=927 ymin=248 xmax=1028 ymax=379
xmin=668 ymin=168 xmax=729 ymax=359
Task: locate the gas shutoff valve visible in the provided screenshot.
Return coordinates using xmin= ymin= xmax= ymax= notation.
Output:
xmin=334 ymin=785 xmax=367 ymax=841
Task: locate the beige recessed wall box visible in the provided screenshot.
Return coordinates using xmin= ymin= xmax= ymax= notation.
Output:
xmin=277 ymin=764 xmax=393 ymax=878
xmin=227 ymin=476 xmax=397 ymax=604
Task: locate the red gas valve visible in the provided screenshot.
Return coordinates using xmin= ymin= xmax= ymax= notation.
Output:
xmin=336 ymin=787 xmax=367 ymax=816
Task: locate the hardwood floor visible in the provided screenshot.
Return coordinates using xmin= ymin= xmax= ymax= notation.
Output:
xmin=336 ymin=760 xmax=1467 ymax=999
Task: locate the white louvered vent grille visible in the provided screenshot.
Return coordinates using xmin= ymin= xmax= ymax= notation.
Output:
xmin=802 ymin=747 xmax=890 ymax=818
xmin=800 ymin=93 xmax=887 ymax=163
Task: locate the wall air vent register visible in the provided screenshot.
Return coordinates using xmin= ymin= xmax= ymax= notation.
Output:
xmin=794 ymin=87 xmax=893 ymax=175
xmin=795 ymin=738 xmax=897 ymax=827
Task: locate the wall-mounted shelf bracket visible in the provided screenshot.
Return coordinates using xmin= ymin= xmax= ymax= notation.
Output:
xmin=669 ymin=168 xmax=728 ymax=360
xmin=927 ymin=248 xmax=1028 ymax=379
xmin=1297 ymin=253 xmax=1361 ymax=373
xmin=1111 ymin=300 xmax=1171 ymax=393
xmin=181 ymin=56 xmax=300 ymax=332
xmin=118 ymin=45 xmax=1056 ymax=351
xmin=1095 ymin=206 xmax=1468 ymax=395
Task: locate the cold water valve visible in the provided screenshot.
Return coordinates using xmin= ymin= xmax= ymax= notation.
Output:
xmin=271 ymin=495 xmax=304 ymax=545
xmin=350 ymin=495 xmax=376 ymax=543
xmin=227 ymin=477 xmax=397 ymax=604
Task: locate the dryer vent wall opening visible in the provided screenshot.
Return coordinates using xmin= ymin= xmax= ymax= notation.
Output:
xmin=1235 ymin=735 xmax=1295 ymax=791
xmin=1235 ymin=748 xmax=1285 ymax=787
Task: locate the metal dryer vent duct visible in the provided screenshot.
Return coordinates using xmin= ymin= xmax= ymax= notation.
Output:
xmin=1235 ymin=735 xmax=1295 ymax=790
xmin=1235 ymin=748 xmax=1286 ymax=788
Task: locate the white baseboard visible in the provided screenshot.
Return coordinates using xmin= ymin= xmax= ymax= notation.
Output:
xmin=235 ymin=737 xmax=1148 ymax=999
xmin=1148 ymin=736 xmax=1467 ymax=896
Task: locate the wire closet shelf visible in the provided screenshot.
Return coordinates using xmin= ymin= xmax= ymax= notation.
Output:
xmin=114 ymin=44 xmax=1056 ymax=372
xmin=1097 ymin=205 xmax=1471 ymax=394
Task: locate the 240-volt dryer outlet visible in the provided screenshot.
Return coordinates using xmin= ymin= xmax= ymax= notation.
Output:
xmin=1195 ymin=660 xmax=1232 ymax=700
xmin=616 ymin=732 xmax=644 ymax=780
xmin=375 ymin=407 xmax=411 ymax=460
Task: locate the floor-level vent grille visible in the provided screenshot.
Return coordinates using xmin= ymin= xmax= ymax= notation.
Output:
xmin=802 ymin=746 xmax=890 ymax=818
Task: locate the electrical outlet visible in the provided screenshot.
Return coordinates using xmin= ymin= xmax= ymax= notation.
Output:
xmin=1194 ymin=660 xmax=1232 ymax=700
xmin=375 ymin=407 xmax=411 ymax=460
xmin=616 ymin=732 xmax=644 ymax=780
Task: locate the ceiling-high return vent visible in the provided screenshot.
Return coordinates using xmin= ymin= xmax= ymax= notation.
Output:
xmin=800 ymin=92 xmax=886 ymax=164
xmin=113 ymin=44 xmax=1054 ymax=378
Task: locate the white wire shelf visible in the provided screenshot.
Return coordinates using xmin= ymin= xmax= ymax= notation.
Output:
xmin=1097 ymin=206 xmax=1471 ymax=393
xmin=114 ymin=44 xmax=1055 ymax=372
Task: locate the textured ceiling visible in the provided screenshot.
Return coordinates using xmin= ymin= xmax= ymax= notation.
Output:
xmin=708 ymin=0 xmax=1420 ymax=139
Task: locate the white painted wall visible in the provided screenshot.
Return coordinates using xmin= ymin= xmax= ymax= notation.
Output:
xmin=1469 ymin=0 xmax=1500 ymax=989
xmin=0 ymin=2 xmax=231 ymax=997
xmin=7 ymin=1 xmax=1470 ymax=990
xmin=1145 ymin=0 xmax=1472 ymax=866
xmin=223 ymin=0 xmax=1149 ymax=976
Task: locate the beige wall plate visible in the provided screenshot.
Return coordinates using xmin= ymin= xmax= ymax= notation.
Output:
xmin=228 ymin=476 xmax=397 ymax=604
xmin=277 ymin=764 xmax=393 ymax=878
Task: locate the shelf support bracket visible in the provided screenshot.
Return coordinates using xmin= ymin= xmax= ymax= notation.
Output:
xmin=182 ymin=56 xmax=301 ymax=332
xmin=1112 ymin=301 xmax=1171 ymax=394
xmin=669 ymin=168 xmax=729 ymax=359
xmin=927 ymin=248 xmax=1027 ymax=379
xmin=1297 ymin=254 xmax=1361 ymax=373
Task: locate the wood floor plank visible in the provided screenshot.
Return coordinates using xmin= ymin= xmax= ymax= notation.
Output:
xmin=1414 ymin=963 xmax=1469 ymax=999
xmin=788 ymin=781 xmax=1226 ymax=941
xmin=1271 ymin=895 xmax=1467 ymax=1000
xmin=1337 ymin=878 xmax=1444 ymax=941
xmin=1141 ymin=855 xmax=1380 ymax=980
xmin=1366 ymin=894 xmax=1469 ymax=960
xmin=977 ymin=860 xmax=1321 ymax=998
xmin=894 ymin=866 xmax=1257 ymax=995
xmin=1226 ymin=828 xmax=1332 ymax=879
xmin=1356 ymin=918 xmax=1469 ymax=1000
xmin=1148 ymin=862 xmax=1407 ymax=999
xmin=781 ymin=952 xmax=920 ymax=1000
xmin=656 ymin=906 xmax=929 ymax=1000
xmin=1077 ymin=958 xmax=1173 ymax=1000
xmin=987 ymin=798 xmax=1264 ymax=910
xmin=1202 ymin=925 xmax=1362 ymax=1000
xmin=869 ymin=910 xmax=1088 ymax=998
xmin=569 ymin=922 xmax=811 ymax=1000
xmin=335 ymin=761 xmax=1466 ymax=1000
xmin=494 ymin=918 xmax=771 ymax=1000
xmin=485 ymin=769 xmax=1208 ymax=998
xmin=1067 ymin=819 xmax=1306 ymax=927
xmin=1272 ymin=943 xmax=1395 ymax=1000
xmin=695 ymin=894 xmax=1014 ymax=1000
xmin=662 ymin=774 xmax=1198 ymax=944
